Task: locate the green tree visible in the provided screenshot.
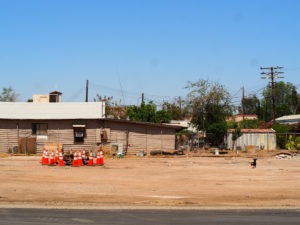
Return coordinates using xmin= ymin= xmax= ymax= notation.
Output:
xmin=186 ymin=79 xmax=233 ymax=131
xmin=289 ymin=86 xmax=299 ymax=114
xmin=186 ymin=79 xmax=233 ymax=147
xmin=272 ymin=123 xmax=291 ymax=149
xmin=156 ymin=109 xmax=172 ymax=123
xmin=162 ymin=97 xmax=189 ymax=120
xmin=206 ymin=121 xmax=228 ymax=147
xmin=126 ymin=101 xmax=171 ymax=123
xmin=239 ymin=94 xmax=261 ymax=116
xmin=261 ymin=81 xmax=299 ymax=121
xmin=0 ymin=86 xmax=18 ymax=102
xmin=230 ymin=123 xmax=242 ymax=152
xmin=94 ymin=95 xmax=127 ymax=119
xmin=239 ymin=119 xmax=259 ymax=129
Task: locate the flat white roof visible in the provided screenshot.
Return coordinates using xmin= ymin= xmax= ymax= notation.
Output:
xmin=0 ymin=102 xmax=105 ymax=120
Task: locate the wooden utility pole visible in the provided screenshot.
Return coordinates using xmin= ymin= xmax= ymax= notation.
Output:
xmin=242 ymin=86 xmax=245 ymax=121
xmin=141 ymin=93 xmax=144 ymax=104
xmin=178 ymin=96 xmax=182 ymax=111
xmin=85 ymin=80 xmax=89 ymax=102
xmin=260 ymin=66 xmax=284 ymax=121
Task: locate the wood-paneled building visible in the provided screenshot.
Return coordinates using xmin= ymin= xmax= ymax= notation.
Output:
xmin=0 ymin=102 xmax=183 ymax=155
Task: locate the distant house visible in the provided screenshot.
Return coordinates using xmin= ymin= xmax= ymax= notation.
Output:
xmin=226 ymin=114 xmax=258 ymax=123
xmin=0 ymin=102 xmax=183 ymax=155
xmin=275 ymin=114 xmax=300 ymax=125
xmin=166 ymin=119 xmax=196 ymax=133
xmin=32 ymin=90 xmax=63 ymax=103
xmin=227 ymin=129 xmax=276 ymax=151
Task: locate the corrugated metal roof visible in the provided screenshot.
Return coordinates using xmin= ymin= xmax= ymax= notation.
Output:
xmin=105 ymin=118 xmax=185 ymax=130
xmin=228 ymin=129 xmax=275 ymax=133
xmin=0 ymin=102 xmax=105 ymax=120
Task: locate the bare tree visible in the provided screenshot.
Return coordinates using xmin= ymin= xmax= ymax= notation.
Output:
xmin=0 ymin=86 xmax=18 ymax=102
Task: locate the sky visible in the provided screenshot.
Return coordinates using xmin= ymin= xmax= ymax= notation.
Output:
xmin=1 ymin=0 xmax=300 ymax=105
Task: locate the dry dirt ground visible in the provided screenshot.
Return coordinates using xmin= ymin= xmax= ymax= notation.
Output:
xmin=0 ymin=154 xmax=300 ymax=209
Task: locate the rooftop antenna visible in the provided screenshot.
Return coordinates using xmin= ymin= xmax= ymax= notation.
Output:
xmin=116 ymin=65 xmax=126 ymax=105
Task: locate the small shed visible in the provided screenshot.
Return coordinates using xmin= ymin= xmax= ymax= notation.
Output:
xmin=227 ymin=129 xmax=276 ymax=151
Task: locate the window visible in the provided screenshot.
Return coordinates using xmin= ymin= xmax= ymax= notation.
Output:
xmin=73 ymin=125 xmax=85 ymax=143
xmin=32 ymin=123 xmax=48 ymax=135
xmin=75 ymin=130 xmax=84 ymax=137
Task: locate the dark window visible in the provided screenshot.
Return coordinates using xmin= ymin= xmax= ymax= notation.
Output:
xmin=32 ymin=123 xmax=48 ymax=135
xmin=49 ymin=94 xmax=59 ymax=102
xmin=74 ymin=127 xmax=85 ymax=143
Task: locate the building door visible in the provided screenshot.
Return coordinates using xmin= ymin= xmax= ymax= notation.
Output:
xmin=18 ymin=137 xmax=36 ymax=154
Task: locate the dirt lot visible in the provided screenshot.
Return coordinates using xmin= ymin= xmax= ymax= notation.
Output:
xmin=0 ymin=154 xmax=300 ymax=209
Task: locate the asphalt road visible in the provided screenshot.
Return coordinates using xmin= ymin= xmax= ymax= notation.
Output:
xmin=0 ymin=208 xmax=300 ymax=225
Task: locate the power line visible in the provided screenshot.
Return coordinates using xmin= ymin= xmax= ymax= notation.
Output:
xmin=232 ymin=87 xmax=242 ymax=97
xmin=65 ymin=86 xmax=86 ymax=102
xmin=88 ymin=82 xmax=182 ymax=106
xmin=245 ymin=86 xmax=265 ymax=96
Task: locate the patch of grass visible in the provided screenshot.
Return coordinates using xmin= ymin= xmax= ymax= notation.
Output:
xmin=0 ymin=153 xmax=8 ymax=158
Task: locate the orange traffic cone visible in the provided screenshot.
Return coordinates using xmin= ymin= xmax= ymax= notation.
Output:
xmin=48 ymin=151 xmax=56 ymax=166
xmin=58 ymin=151 xmax=64 ymax=166
xmin=82 ymin=150 xmax=87 ymax=165
xmin=99 ymin=151 xmax=104 ymax=165
xmin=78 ymin=151 xmax=83 ymax=166
xmin=72 ymin=152 xmax=79 ymax=167
xmin=40 ymin=148 xmax=46 ymax=164
xmin=96 ymin=151 xmax=104 ymax=166
xmin=88 ymin=152 xmax=94 ymax=166
xmin=42 ymin=149 xmax=49 ymax=165
xmin=55 ymin=148 xmax=59 ymax=163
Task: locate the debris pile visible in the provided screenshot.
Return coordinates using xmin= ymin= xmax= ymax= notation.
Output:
xmin=275 ymin=153 xmax=293 ymax=160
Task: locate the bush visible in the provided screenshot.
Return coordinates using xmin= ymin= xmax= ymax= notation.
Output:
xmin=285 ymin=135 xmax=300 ymax=151
xmin=295 ymin=137 xmax=300 ymax=150
xmin=272 ymin=123 xmax=293 ymax=149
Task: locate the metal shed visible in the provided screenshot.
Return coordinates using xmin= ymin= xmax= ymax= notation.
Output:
xmin=227 ymin=129 xmax=276 ymax=151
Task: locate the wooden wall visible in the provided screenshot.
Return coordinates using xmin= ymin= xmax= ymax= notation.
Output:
xmin=0 ymin=119 xmax=177 ymax=155
xmin=0 ymin=120 xmax=18 ymax=153
xmin=104 ymin=120 xmax=176 ymax=156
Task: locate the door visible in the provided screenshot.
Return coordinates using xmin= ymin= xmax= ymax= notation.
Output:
xmin=18 ymin=137 xmax=37 ymax=154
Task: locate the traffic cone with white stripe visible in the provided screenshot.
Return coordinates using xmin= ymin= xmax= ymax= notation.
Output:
xmin=72 ymin=152 xmax=79 ymax=167
xmin=96 ymin=150 xmax=104 ymax=166
xmin=78 ymin=151 xmax=83 ymax=166
xmin=82 ymin=150 xmax=87 ymax=165
xmin=99 ymin=151 xmax=104 ymax=165
xmin=88 ymin=151 xmax=94 ymax=166
xmin=40 ymin=148 xmax=46 ymax=164
xmin=42 ymin=149 xmax=49 ymax=165
xmin=58 ymin=150 xmax=64 ymax=166
xmin=48 ymin=151 xmax=56 ymax=166
xmin=55 ymin=148 xmax=59 ymax=164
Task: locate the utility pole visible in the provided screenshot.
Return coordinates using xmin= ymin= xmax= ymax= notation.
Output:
xmin=260 ymin=66 xmax=284 ymax=121
xmin=85 ymin=80 xmax=89 ymax=102
xmin=178 ymin=96 xmax=182 ymax=111
xmin=242 ymin=86 xmax=245 ymax=121
xmin=141 ymin=93 xmax=144 ymax=104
